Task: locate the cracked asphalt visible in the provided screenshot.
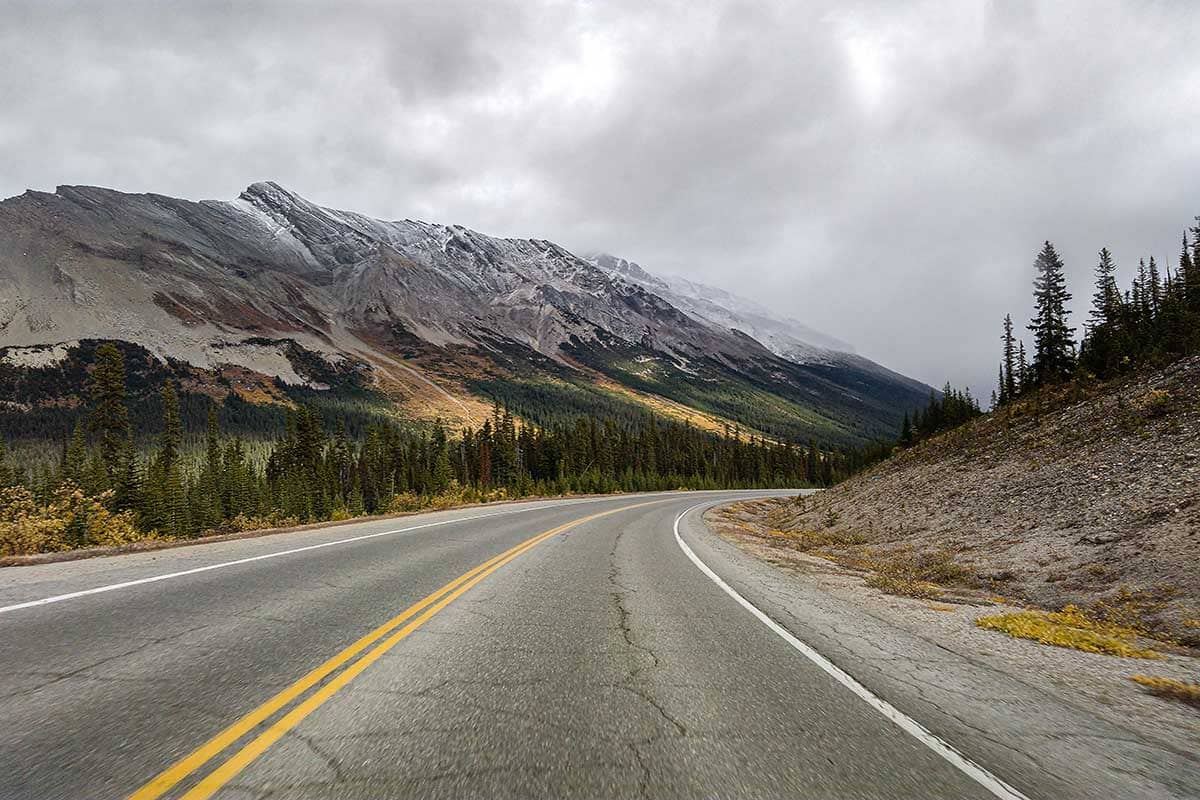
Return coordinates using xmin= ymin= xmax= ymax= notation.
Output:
xmin=0 ymin=491 xmax=1044 ymax=798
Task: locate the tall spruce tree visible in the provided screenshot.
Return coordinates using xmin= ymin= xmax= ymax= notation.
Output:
xmin=1180 ymin=233 xmax=1194 ymax=307
xmin=153 ymin=381 xmax=188 ymax=537
xmin=1016 ymin=339 xmax=1029 ymax=393
xmin=1187 ymin=220 xmax=1200 ymax=311
xmin=1028 ymin=241 xmax=1075 ymax=385
xmin=198 ymin=405 xmax=223 ymax=529
xmin=1087 ymin=248 xmax=1119 ymax=330
xmin=1081 ymin=248 xmax=1121 ymax=375
xmin=1001 ymin=314 xmax=1017 ymax=403
xmin=88 ymin=343 xmax=137 ymax=507
xmin=1148 ymin=256 xmax=1163 ymax=316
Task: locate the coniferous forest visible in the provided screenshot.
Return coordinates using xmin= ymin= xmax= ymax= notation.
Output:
xmin=992 ymin=220 xmax=1200 ymax=408
xmin=885 ymin=214 xmax=1200 ymax=452
xmin=0 ymin=342 xmax=864 ymax=554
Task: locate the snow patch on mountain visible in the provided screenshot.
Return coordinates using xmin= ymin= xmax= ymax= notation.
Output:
xmin=585 ymin=252 xmax=854 ymax=364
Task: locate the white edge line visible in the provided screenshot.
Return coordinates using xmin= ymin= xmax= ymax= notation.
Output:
xmin=0 ymin=496 xmax=605 ymax=615
xmin=672 ymin=502 xmax=1031 ymax=800
xmin=0 ymin=490 xmax=773 ymax=616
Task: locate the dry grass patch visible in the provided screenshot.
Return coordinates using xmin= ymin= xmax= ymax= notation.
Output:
xmin=1130 ymin=675 xmax=1200 ymax=707
xmin=976 ymin=605 xmax=1164 ymax=659
xmin=860 ymin=548 xmax=974 ymax=600
xmin=865 ymin=572 xmax=944 ymax=599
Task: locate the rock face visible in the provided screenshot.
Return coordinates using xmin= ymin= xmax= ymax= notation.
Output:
xmin=0 ymin=182 xmax=931 ymax=443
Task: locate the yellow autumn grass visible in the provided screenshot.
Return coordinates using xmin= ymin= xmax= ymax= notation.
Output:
xmin=1130 ymin=675 xmax=1200 ymax=706
xmin=976 ymin=605 xmax=1163 ymax=658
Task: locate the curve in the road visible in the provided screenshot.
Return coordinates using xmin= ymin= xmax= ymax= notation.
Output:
xmin=672 ymin=501 xmax=1030 ymax=800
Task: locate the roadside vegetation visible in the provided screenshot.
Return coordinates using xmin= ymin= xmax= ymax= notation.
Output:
xmin=975 ymin=606 xmax=1164 ymax=659
xmin=0 ymin=342 xmax=873 ymax=557
xmin=1130 ymin=676 xmax=1200 ymax=707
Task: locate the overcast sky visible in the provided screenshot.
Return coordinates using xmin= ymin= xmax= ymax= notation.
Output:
xmin=4 ymin=0 xmax=1200 ymax=395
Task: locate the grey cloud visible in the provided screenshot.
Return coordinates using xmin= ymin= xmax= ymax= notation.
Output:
xmin=3 ymin=0 xmax=1199 ymax=397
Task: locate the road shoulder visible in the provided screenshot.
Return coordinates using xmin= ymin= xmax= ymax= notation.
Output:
xmin=681 ymin=501 xmax=1200 ymax=800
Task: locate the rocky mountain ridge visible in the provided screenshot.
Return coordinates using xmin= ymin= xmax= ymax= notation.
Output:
xmin=0 ymin=182 xmax=932 ymax=444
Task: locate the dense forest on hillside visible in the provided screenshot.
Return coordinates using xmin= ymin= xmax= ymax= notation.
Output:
xmin=0 ymin=342 xmax=878 ymax=554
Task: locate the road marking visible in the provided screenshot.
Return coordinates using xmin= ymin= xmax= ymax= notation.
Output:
xmin=129 ymin=499 xmax=667 ymax=800
xmin=672 ymin=503 xmax=1032 ymax=800
xmin=0 ymin=494 xmax=693 ymax=616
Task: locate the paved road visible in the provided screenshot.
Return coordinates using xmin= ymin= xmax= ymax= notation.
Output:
xmin=1 ymin=491 xmax=1020 ymax=799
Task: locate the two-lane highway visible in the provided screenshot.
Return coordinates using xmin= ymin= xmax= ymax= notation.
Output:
xmin=0 ymin=491 xmax=1013 ymax=799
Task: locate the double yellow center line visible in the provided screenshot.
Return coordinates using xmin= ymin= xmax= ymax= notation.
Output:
xmin=130 ymin=500 xmax=663 ymax=800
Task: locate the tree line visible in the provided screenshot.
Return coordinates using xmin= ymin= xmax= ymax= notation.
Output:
xmin=873 ymin=214 xmax=1200 ymax=453
xmin=0 ymin=343 xmax=870 ymax=552
xmin=994 ymin=218 xmax=1200 ymax=406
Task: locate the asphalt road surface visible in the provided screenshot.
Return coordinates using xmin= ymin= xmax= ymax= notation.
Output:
xmin=0 ymin=491 xmax=1063 ymax=798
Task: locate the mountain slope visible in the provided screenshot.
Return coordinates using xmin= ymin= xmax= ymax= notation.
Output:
xmin=0 ymin=182 xmax=931 ymax=445
xmin=726 ymin=356 xmax=1200 ymax=643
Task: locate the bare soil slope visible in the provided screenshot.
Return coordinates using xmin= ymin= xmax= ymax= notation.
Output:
xmin=735 ymin=356 xmax=1200 ymax=644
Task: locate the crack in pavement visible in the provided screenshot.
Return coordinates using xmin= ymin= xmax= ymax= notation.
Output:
xmin=285 ymin=730 xmax=351 ymax=785
xmin=0 ymin=622 xmax=213 ymax=700
xmin=606 ymin=525 xmax=689 ymax=798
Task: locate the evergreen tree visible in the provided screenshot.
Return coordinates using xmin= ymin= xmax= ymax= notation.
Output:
xmin=898 ymin=413 xmax=914 ymax=448
xmin=1001 ymin=314 xmax=1017 ymax=403
xmin=1016 ymin=340 xmax=1029 ymax=394
xmin=1148 ymin=256 xmax=1163 ymax=316
xmin=1087 ymin=248 xmax=1120 ymax=330
xmin=1180 ymin=232 xmax=1195 ymax=308
xmin=1080 ymin=248 xmax=1122 ymax=376
xmin=0 ymin=437 xmax=13 ymax=487
xmin=146 ymin=381 xmax=188 ymax=537
xmin=197 ymin=405 xmax=224 ymax=529
xmin=63 ymin=421 xmax=89 ymax=487
xmin=1027 ymin=241 xmax=1075 ymax=385
xmin=88 ymin=343 xmax=135 ymax=504
xmin=159 ymin=381 xmax=183 ymax=472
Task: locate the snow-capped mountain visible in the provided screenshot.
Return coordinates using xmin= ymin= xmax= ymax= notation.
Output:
xmin=0 ymin=182 xmax=931 ymax=444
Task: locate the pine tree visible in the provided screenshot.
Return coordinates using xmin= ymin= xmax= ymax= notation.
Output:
xmin=149 ymin=381 xmax=188 ymax=537
xmin=198 ymin=405 xmax=223 ymax=529
xmin=88 ymin=343 xmax=134 ymax=499
xmin=1001 ymin=314 xmax=1017 ymax=403
xmin=1080 ymin=248 xmax=1123 ymax=376
xmin=1187 ymin=220 xmax=1200 ymax=312
xmin=1087 ymin=248 xmax=1119 ymax=330
xmin=63 ymin=421 xmax=89 ymax=486
xmin=159 ymin=381 xmax=183 ymax=472
xmin=87 ymin=345 xmax=131 ymax=489
xmin=1028 ymin=241 xmax=1075 ymax=385
xmin=898 ymin=412 xmax=914 ymax=447
xmin=1148 ymin=256 xmax=1162 ymax=316
xmin=1180 ymin=232 xmax=1194 ymax=307
xmin=1016 ymin=340 xmax=1029 ymax=394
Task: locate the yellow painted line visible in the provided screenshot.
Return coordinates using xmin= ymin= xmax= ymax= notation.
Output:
xmin=129 ymin=499 xmax=664 ymax=800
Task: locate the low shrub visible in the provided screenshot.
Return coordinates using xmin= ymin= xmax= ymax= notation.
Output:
xmin=1130 ymin=675 xmax=1200 ymax=706
xmin=0 ymin=483 xmax=142 ymax=556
